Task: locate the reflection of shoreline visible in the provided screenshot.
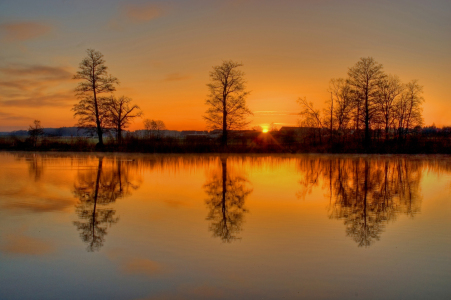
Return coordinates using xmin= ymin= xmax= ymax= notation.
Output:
xmin=204 ymin=157 xmax=253 ymax=242
xmin=298 ymin=157 xmax=423 ymax=247
xmin=73 ymin=157 xmax=141 ymax=252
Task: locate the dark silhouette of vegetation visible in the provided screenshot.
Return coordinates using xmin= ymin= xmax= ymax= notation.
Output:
xmin=203 ymin=157 xmax=252 ymax=242
xmin=143 ymin=119 xmax=166 ymax=138
xmin=27 ymin=120 xmax=44 ymax=148
xmin=1 ymin=55 xmax=446 ymax=154
xmin=73 ymin=49 xmax=118 ymax=148
xmin=104 ymin=95 xmax=142 ymax=145
xmin=297 ymin=156 xmax=422 ymax=247
xmin=73 ymin=157 xmax=140 ymax=251
xmin=204 ymin=60 xmax=253 ymax=147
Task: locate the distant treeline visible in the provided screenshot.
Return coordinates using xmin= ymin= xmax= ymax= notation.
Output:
xmin=1 ymin=124 xmax=451 ymax=154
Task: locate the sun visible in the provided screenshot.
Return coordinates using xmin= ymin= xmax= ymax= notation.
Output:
xmin=262 ymin=128 xmax=269 ymax=133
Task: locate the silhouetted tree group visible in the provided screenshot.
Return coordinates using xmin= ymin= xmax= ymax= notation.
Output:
xmin=299 ymin=57 xmax=425 ymax=150
xmin=297 ymin=156 xmax=422 ymax=247
xmin=73 ymin=49 xmax=141 ymax=148
xmin=73 ymin=156 xmax=140 ymax=251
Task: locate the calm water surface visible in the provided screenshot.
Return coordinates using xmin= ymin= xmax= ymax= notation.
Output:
xmin=0 ymin=152 xmax=450 ymax=299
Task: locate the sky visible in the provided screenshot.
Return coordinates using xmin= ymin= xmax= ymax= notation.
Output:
xmin=0 ymin=0 xmax=450 ymax=131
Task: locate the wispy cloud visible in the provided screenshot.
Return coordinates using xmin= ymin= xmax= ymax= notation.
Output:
xmin=254 ymin=110 xmax=298 ymax=116
xmin=1 ymin=64 xmax=71 ymax=80
xmin=0 ymin=63 xmax=74 ymax=108
xmin=0 ymin=234 xmax=55 ymax=256
xmin=0 ymin=21 xmax=52 ymax=42
xmin=163 ymin=73 xmax=190 ymax=82
xmin=123 ymin=3 xmax=164 ymax=23
xmin=108 ymin=2 xmax=167 ymax=30
xmin=0 ymin=111 xmax=28 ymax=121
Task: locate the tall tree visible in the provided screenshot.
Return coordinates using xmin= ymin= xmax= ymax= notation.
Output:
xmin=348 ymin=57 xmax=385 ymax=148
xmin=204 ymin=60 xmax=252 ymax=147
xmin=375 ymin=75 xmax=404 ymax=139
xmin=328 ymin=78 xmax=355 ymax=135
xmin=104 ymin=96 xmax=142 ymax=145
xmin=394 ymin=80 xmax=424 ymax=139
xmin=204 ymin=157 xmax=252 ymax=242
xmin=73 ymin=49 xmax=118 ymax=148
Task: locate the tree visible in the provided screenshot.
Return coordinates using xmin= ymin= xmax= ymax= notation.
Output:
xmin=28 ymin=120 xmax=44 ymax=147
xmin=104 ymin=96 xmax=142 ymax=145
xmin=374 ymin=75 xmax=404 ymax=139
xmin=394 ymin=80 xmax=424 ymax=139
xmin=143 ymin=119 xmax=166 ymax=138
xmin=328 ymin=78 xmax=355 ymax=135
xmin=73 ymin=49 xmax=118 ymax=148
xmin=298 ymin=97 xmax=323 ymax=144
xmin=204 ymin=157 xmax=252 ymax=242
xmin=348 ymin=57 xmax=385 ymax=148
xmin=269 ymin=122 xmax=278 ymax=132
xmin=204 ymin=60 xmax=253 ymax=147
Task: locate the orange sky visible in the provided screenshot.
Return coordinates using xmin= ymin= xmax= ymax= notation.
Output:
xmin=0 ymin=0 xmax=450 ymax=131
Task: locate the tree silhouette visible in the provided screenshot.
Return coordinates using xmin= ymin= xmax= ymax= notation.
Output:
xmin=204 ymin=60 xmax=252 ymax=147
xmin=73 ymin=49 xmax=118 ymax=148
xmin=104 ymin=95 xmax=142 ymax=145
xmin=28 ymin=120 xmax=44 ymax=148
xmin=347 ymin=57 xmax=385 ymax=148
xmin=204 ymin=157 xmax=252 ymax=242
xmin=73 ymin=157 xmax=140 ymax=251
xmin=297 ymin=156 xmax=422 ymax=247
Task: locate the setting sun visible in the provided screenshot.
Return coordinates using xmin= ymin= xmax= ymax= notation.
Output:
xmin=262 ymin=128 xmax=269 ymax=133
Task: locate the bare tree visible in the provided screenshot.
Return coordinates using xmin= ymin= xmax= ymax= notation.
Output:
xmin=28 ymin=120 xmax=44 ymax=147
xmin=143 ymin=119 xmax=166 ymax=138
xmin=375 ymin=75 xmax=404 ymax=139
xmin=73 ymin=49 xmax=118 ymax=148
xmin=72 ymin=96 xmax=109 ymax=137
xmin=104 ymin=96 xmax=142 ymax=144
xmin=298 ymin=97 xmax=323 ymax=144
xmin=204 ymin=60 xmax=253 ymax=147
xmin=328 ymin=78 xmax=355 ymax=135
xmin=348 ymin=57 xmax=385 ymax=148
xmin=394 ymin=80 xmax=424 ymax=139
xmin=269 ymin=122 xmax=278 ymax=132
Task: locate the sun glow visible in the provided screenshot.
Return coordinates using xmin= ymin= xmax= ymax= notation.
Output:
xmin=262 ymin=128 xmax=269 ymax=133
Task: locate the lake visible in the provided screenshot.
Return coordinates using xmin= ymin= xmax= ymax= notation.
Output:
xmin=0 ymin=152 xmax=450 ymax=300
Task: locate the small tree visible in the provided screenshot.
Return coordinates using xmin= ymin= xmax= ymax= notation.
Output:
xmin=143 ymin=119 xmax=166 ymax=138
xmin=104 ymin=96 xmax=142 ymax=145
xmin=73 ymin=49 xmax=118 ymax=148
xmin=28 ymin=120 xmax=44 ymax=147
xmin=204 ymin=60 xmax=253 ymax=147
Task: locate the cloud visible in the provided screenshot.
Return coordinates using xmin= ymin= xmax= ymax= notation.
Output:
xmin=0 ymin=64 xmax=72 ymax=81
xmin=123 ymin=3 xmax=164 ymax=23
xmin=163 ymin=73 xmax=190 ymax=82
xmin=108 ymin=2 xmax=167 ymax=30
xmin=0 ymin=63 xmax=74 ymax=107
xmin=254 ymin=110 xmax=298 ymax=116
xmin=0 ymin=21 xmax=52 ymax=42
xmin=0 ymin=91 xmax=75 ymax=108
xmin=0 ymin=111 xmax=28 ymax=121
xmin=0 ymin=234 xmax=55 ymax=256
xmin=121 ymin=258 xmax=164 ymax=277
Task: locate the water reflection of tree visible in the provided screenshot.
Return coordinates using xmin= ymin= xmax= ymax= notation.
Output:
xmin=203 ymin=157 xmax=253 ymax=242
xmin=73 ymin=157 xmax=140 ymax=251
xmin=298 ymin=156 xmax=422 ymax=247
